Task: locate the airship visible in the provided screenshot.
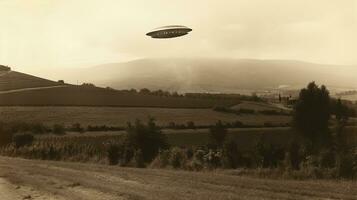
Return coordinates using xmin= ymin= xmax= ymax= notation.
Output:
xmin=146 ymin=25 xmax=192 ymax=39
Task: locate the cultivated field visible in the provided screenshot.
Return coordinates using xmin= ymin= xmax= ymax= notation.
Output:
xmin=0 ymin=71 xmax=62 ymax=91
xmin=0 ymin=156 xmax=356 ymax=200
xmin=0 ymin=85 xmax=240 ymax=107
xmin=231 ymin=101 xmax=284 ymax=112
xmin=0 ymin=106 xmax=291 ymax=127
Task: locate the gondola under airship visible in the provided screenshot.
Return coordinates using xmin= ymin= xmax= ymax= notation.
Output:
xmin=146 ymin=25 xmax=192 ymax=39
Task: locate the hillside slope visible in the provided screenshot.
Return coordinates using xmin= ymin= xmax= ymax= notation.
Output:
xmin=0 ymin=67 xmax=239 ymax=107
xmin=0 ymin=85 xmax=238 ymax=107
xmin=49 ymin=58 xmax=357 ymax=93
xmin=0 ymin=70 xmax=63 ymax=91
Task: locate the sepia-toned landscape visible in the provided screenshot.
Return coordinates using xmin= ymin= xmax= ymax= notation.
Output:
xmin=1 ymin=1 xmax=357 ymax=199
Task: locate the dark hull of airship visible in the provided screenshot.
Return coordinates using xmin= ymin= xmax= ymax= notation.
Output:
xmin=146 ymin=27 xmax=192 ymax=39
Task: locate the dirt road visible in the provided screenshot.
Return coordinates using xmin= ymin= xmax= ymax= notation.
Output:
xmin=0 ymin=156 xmax=356 ymax=200
xmin=0 ymin=85 xmax=68 ymax=94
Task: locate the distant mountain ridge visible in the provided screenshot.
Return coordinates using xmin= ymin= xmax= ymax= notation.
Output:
xmin=66 ymin=58 xmax=357 ymax=93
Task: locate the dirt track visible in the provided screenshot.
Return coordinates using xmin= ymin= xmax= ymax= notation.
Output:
xmin=0 ymin=156 xmax=356 ymax=200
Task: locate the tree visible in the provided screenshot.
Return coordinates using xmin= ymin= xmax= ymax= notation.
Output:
xmin=125 ymin=118 xmax=168 ymax=162
xmin=139 ymin=88 xmax=150 ymax=94
xmin=13 ymin=133 xmax=34 ymax=148
xmin=0 ymin=123 xmax=13 ymax=147
xmin=221 ymin=139 xmax=240 ymax=168
xmin=293 ymin=82 xmax=331 ymax=150
xmin=53 ymin=124 xmax=66 ymax=135
xmin=209 ymin=120 xmax=227 ymax=147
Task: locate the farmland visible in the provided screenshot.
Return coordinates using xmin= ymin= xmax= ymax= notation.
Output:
xmin=0 ymin=106 xmax=291 ymax=127
xmin=0 ymin=85 xmax=241 ymax=107
xmin=1 ymin=127 xmax=296 ymax=162
xmin=0 ymin=156 xmax=356 ymax=200
xmin=1 ymin=126 xmax=355 ymax=165
xmin=0 ymin=71 xmax=62 ymax=91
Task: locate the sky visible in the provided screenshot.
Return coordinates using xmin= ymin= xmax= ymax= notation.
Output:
xmin=0 ymin=0 xmax=357 ymax=73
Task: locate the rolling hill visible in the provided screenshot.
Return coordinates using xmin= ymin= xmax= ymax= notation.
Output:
xmin=44 ymin=58 xmax=357 ymax=94
xmin=0 ymin=66 xmax=63 ymax=91
xmin=0 ymin=67 xmax=239 ymax=107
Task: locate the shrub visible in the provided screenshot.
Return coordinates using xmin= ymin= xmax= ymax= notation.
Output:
xmin=70 ymin=123 xmax=84 ymax=133
xmin=150 ymin=149 xmax=171 ymax=168
xmin=204 ymin=150 xmax=222 ymax=169
xmin=255 ymin=140 xmax=285 ymax=168
xmin=189 ymin=149 xmax=206 ymax=171
xmin=107 ymin=144 xmax=120 ymax=165
xmin=53 ymin=124 xmax=66 ymax=135
xmin=209 ymin=120 xmax=227 ymax=147
xmin=185 ymin=147 xmax=194 ymax=160
xmin=186 ymin=121 xmax=196 ymax=129
xmin=170 ymin=147 xmax=186 ymax=169
xmin=221 ymin=139 xmax=240 ymax=169
xmin=288 ymin=141 xmax=303 ymax=170
xmin=318 ymin=149 xmax=336 ymax=168
xmin=337 ymin=151 xmax=356 ymax=179
xmin=13 ymin=133 xmax=34 ymax=148
xmin=5 ymin=122 xmax=49 ymax=135
xmin=30 ymin=123 xmax=49 ymax=134
xmin=232 ymin=120 xmax=244 ymax=128
xmin=189 ymin=159 xmax=204 ymax=171
xmin=125 ymin=118 xmax=168 ymax=162
xmin=0 ymin=124 xmax=13 ymax=147
xmin=133 ymin=149 xmax=145 ymax=168
xmin=168 ymin=122 xmax=176 ymax=129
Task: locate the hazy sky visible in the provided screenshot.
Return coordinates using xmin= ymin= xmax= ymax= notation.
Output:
xmin=0 ymin=0 xmax=357 ymax=72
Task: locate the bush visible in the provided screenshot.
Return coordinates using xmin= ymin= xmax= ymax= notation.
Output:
xmin=125 ymin=118 xmax=168 ymax=162
xmin=170 ymin=148 xmax=185 ymax=169
xmin=0 ymin=124 xmax=13 ymax=147
xmin=150 ymin=149 xmax=171 ymax=168
xmin=186 ymin=121 xmax=196 ymax=129
xmin=204 ymin=150 xmax=222 ymax=169
xmin=337 ymin=151 xmax=357 ymax=179
xmin=209 ymin=120 xmax=227 ymax=147
xmin=53 ymin=124 xmax=66 ymax=135
xmin=288 ymin=141 xmax=303 ymax=170
xmin=189 ymin=149 xmax=206 ymax=171
xmin=6 ymin=122 xmax=49 ymax=135
xmin=318 ymin=149 xmax=336 ymax=168
xmin=70 ymin=123 xmax=84 ymax=133
xmin=221 ymin=139 xmax=240 ymax=169
xmin=107 ymin=144 xmax=120 ymax=165
xmin=133 ymin=150 xmax=145 ymax=168
xmin=231 ymin=120 xmax=244 ymax=128
xmin=13 ymin=133 xmax=34 ymax=148
xmin=255 ymin=140 xmax=285 ymax=168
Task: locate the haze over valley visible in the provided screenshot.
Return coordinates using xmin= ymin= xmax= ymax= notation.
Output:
xmin=23 ymin=58 xmax=357 ymax=95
